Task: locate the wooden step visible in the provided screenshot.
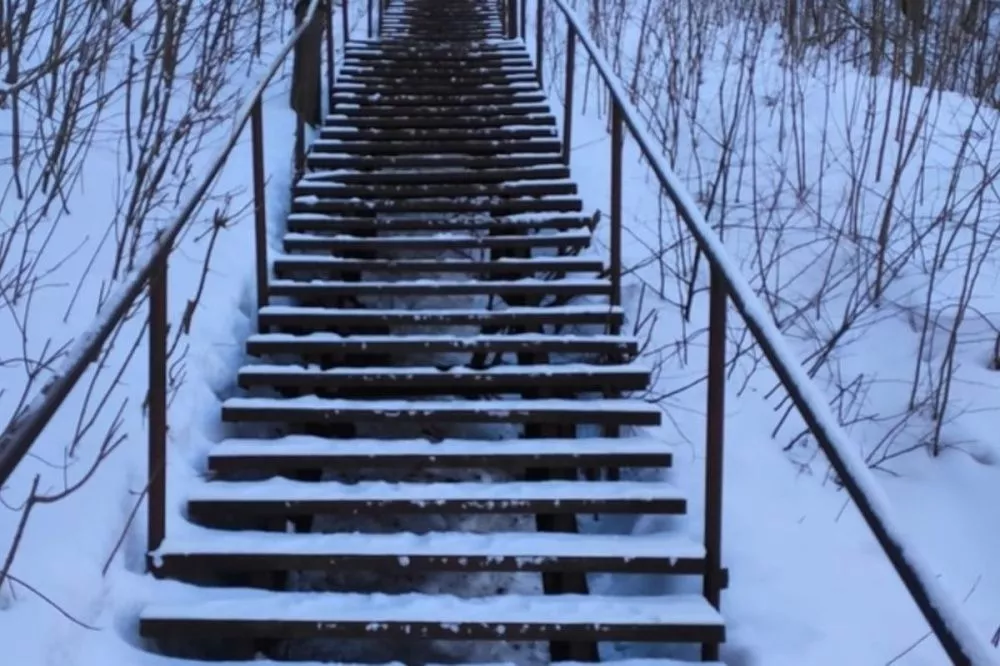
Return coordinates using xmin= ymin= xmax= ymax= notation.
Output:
xmin=298 ymin=165 xmax=569 ymax=185
xmin=256 ymin=304 xmax=624 ymax=330
xmin=308 ymin=138 xmax=561 ymax=155
xmin=139 ymin=589 xmax=724 ymax=643
xmin=205 ymin=436 xmax=672 ymax=473
xmin=321 ymin=114 xmax=556 ymax=129
xmin=282 ymin=230 xmax=590 ymax=253
xmin=336 ymin=82 xmax=542 ymax=96
xmin=326 ymin=104 xmax=552 ymax=118
xmin=272 ymin=256 xmax=603 ymax=278
xmin=341 ymin=56 xmax=533 ymax=70
xmin=267 ymin=277 xmax=612 ymax=299
xmin=338 ymin=65 xmax=538 ymax=79
xmin=305 ymin=153 xmax=564 ymax=171
xmin=317 ymin=127 xmax=558 ymax=142
xmin=346 ymin=39 xmax=524 ymax=51
xmin=331 ymin=92 xmax=547 ymax=107
xmin=221 ymin=396 xmax=662 ymax=426
xmin=155 ymin=527 xmax=702 ymax=575
xmin=187 ymin=477 xmax=680 ymax=517
xmin=236 ymin=362 xmax=651 ymax=394
xmin=291 ymin=179 xmax=575 ymax=200
xmin=339 ymin=69 xmax=538 ymax=84
xmin=246 ymin=332 xmax=636 ymax=357
xmin=291 ymin=197 xmax=581 ymax=216
xmin=345 ymin=48 xmax=527 ymax=60
xmin=285 ymin=212 xmax=592 ymax=234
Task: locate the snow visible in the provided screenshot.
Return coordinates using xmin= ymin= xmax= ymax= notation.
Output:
xmin=140 ymin=588 xmax=722 ymax=627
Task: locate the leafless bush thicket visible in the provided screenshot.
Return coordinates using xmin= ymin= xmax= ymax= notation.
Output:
xmin=0 ymin=0 xmax=288 ymax=605
xmin=555 ymin=0 xmax=1000 ymax=466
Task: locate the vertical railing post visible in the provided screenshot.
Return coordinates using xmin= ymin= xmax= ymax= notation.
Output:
xmin=520 ymin=0 xmax=526 ymax=44
xmin=341 ymin=0 xmax=350 ymax=46
xmin=508 ymin=0 xmax=517 ymax=39
xmin=562 ymin=24 xmax=575 ymax=166
xmin=609 ymin=101 xmax=623 ymax=332
xmin=367 ymin=0 xmax=373 ymax=38
xmin=146 ymin=248 xmax=168 ymax=573
xmin=292 ymin=0 xmax=307 ymax=177
xmin=251 ymin=100 xmax=269 ymax=314
xmin=535 ymin=0 xmax=544 ymax=85
xmin=702 ymin=266 xmax=727 ymax=661
xmin=326 ymin=0 xmax=336 ymax=110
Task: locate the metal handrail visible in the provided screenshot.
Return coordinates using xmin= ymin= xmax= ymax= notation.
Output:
xmin=0 ymin=0 xmax=334 ymax=558
xmin=523 ymin=0 xmax=997 ymax=663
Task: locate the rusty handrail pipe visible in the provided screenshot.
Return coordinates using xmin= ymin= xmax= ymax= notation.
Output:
xmin=0 ymin=0 xmax=328 ymax=492
xmin=532 ymin=0 xmax=997 ymax=663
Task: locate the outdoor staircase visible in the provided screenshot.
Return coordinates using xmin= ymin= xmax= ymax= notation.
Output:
xmin=138 ymin=0 xmax=726 ymax=661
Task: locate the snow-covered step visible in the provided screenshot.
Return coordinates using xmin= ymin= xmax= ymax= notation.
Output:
xmin=220 ymin=396 xmax=662 ymax=427
xmin=272 ymin=255 xmax=603 ymax=278
xmin=328 ymin=93 xmax=550 ymax=110
xmin=292 ymin=177 xmax=573 ymax=198
xmin=281 ymin=229 xmax=591 ymax=253
xmin=345 ymin=46 xmax=529 ymax=58
xmin=338 ymin=70 xmax=540 ymax=85
xmin=285 ymin=212 xmax=591 ymax=234
xmin=256 ymin=304 xmax=624 ymax=330
xmin=236 ymin=361 xmax=650 ymax=394
xmin=154 ymin=528 xmax=702 ymax=575
xmin=245 ymin=331 xmax=637 ymax=357
xmin=139 ymin=589 xmax=724 ymax=643
xmin=324 ymin=102 xmax=554 ymax=118
xmin=266 ymin=277 xmax=612 ymax=298
xmin=206 ymin=434 xmax=672 ymax=472
xmin=335 ymin=80 xmax=542 ymax=94
xmin=308 ymin=136 xmax=560 ymax=156
xmin=187 ymin=477 xmax=684 ymax=518
xmin=305 ymin=153 xmax=564 ymax=171
xmin=299 ymin=165 xmax=567 ymax=185
xmin=322 ymin=111 xmax=556 ymax=129
xmin=290 ymin=192 xmax=581 ymax=215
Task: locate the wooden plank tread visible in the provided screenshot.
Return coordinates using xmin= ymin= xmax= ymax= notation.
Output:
xmin=221 ymin=396 xmax=662 ymax=426
xmin=247 ymin=331 xmax=636 ymax=347
xmin=268 ymin=277 xmax=610 ymax=292
xmin=209 ymin=434 xmax=669 ymax=461
xmin=186 ymin=477 xmax=684 ymax=511
xmin=237 ymin=362 xmax=648 ymax=390
xmin=154 ymin=528 xmax=701 ymax=565
xmin=285 ymin=212 xmax=591 ymax=232
xmin=272 ymin=256 xmax=603 ymax=275
xmin=256 ymin=304 xmax=623 ymax=328
xmin=139 ymin=590 xmax=724 ymax=641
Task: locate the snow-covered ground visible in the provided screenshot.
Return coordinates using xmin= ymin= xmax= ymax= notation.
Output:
xmin=2 ymin=0 xmax=1000 ymax=664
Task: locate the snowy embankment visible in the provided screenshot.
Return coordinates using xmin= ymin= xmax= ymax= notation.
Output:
xmin=532 ymin=0 xmax=1000 ymax=663
xmin=0 ymin=1 xmax=367 ymax=664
